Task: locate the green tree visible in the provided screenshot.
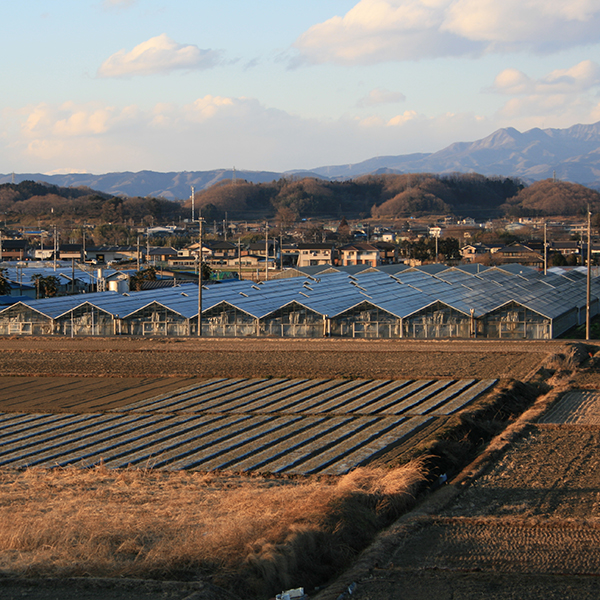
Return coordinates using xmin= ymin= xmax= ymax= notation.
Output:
xmin=200 ymin=262 xmax=212 ymax=282
xmin=0 ymin=268 xmax=10 ymax=296
xmin=32 ymin=274 xmax=60 ymax=298
xmin=129 ymin=267 xmax=157 ymax=291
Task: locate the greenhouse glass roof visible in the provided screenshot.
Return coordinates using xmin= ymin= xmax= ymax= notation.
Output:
xmin=2 ymin=263 xmax=597 ymax=326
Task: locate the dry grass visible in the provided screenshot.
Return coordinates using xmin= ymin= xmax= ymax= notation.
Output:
xmin=0 ymin=462 xmax=425 ymax=598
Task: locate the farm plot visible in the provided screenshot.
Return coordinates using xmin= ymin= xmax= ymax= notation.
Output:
xmin=0 ymin=377 xmax=496 ymax=475
xmin=340 ymin=387 xmax=600 ymax=600
xmin=539 ymin=390 xmax=600 ymax=425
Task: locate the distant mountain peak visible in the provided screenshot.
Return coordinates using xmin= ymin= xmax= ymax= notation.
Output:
xmin=3 ymin=121 xmax=600 ymax=197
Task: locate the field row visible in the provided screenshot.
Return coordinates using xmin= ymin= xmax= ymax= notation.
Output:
xmin=539 ymin=391 xmax=600 ymax=426
xmin=0 ymin=377 xmax=497 ymax=474
xmin=117 ymin=377 xmax=497 ymax=417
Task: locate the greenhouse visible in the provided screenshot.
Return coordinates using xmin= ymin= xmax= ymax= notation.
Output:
xmin=120 ymin=301 xmax=189 ymax=337
xmin=201 ymin=301 xmax=257 ymax=337
xmin=402 ymin=301 xmax=472 ymax=339
xmin=259 ymin=301 xmax=326 ymax=338
xmin=477 ymin=301 xmax=553 ymax=340
xmin=0 ymin=303 xmax=53 ymax=335
xmin=0 ymin=264 xmax=598 ymax=339
xmin=330 ymin=301 xmax=401 ymax=338
xmin=55 ymin=302 xmax=114 ymax=337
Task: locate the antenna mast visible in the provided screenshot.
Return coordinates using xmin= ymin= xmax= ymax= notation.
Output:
xmin=191 ymin=186 xmax=195 ymax=223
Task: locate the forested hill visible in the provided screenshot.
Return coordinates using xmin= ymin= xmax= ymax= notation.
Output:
xmin=191 ymin=173 xmax=524 ymax=220
xmin=2 ymin=174 xmax=599 ymax=224
xmin=0 ymin=180 xmax=184 ymax=225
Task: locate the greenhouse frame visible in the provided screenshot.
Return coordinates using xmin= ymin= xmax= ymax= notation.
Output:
xmin=0 ymin=264 xmax=598 ymax=340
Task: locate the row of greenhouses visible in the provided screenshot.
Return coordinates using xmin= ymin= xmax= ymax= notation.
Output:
xmin=0 ymin=264 xmax=597 ymax=339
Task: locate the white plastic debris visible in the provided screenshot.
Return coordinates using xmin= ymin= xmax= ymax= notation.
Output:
xmin=276 ymin=587 xmax=306 ymax=600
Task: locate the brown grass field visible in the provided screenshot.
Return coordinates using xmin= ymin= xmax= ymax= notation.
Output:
xmin=0 ymin=337 xmax=598 ymax=600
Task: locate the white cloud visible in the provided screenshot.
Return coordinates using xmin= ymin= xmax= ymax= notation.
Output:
xmin=44 ymin=168 xmax=89 ymax=175
xmin=489 ymin=60 xmax=600 ymax=112
xmin=3 ymin=97 xmax=484 ymax=173
xmin=4 ymin=92 xmax=598 ymax=175
xmin=492 ymin=61 xmax=600 ymax=97
xmin=19 ymin=102 xmax=138 ymax=139
xmin=102 ymin=0 xmax=137 ymax=10
xmin=387 ymin=110 xmax=419 ymax=126
xmin=487 ymin=61 xmax=600 ymax=129
xmin=293 ymin=0 xmax=600 ymax=65
xmin=357 ymin=88 xmax=406 ymax=107
xmin=97 ymin=34 xmax=222 ymax=78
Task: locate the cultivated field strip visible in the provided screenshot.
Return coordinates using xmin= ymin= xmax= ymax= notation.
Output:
xmin=0 ymin=377 xmax=496 ymax=474
xmin=538 ymin=390 xmax=600 ymax=425
xmin=0 ymin=376 xmax=199 ymax=412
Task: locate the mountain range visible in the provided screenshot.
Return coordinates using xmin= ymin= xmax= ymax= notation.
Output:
xmin=3 ymin=121 xmax=600 ymax=200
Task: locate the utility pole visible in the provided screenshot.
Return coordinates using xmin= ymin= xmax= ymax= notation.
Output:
xmin=198 ymin=216 xmax=204 ymax=337
xmin=136 ymin=236 xmax=140 ymax=271
xmin=586 ymin=207 xmax=592 ymax=340
xmin=191 ymin=186 xmax=195 ymax=223
xmin=53 ymin=223 xmax=58 ymax=271
xmin=544 ymin=222 xmax=547 ymax=276
xmin=265 ymin=222 xmax=269 ymax=282
xmin=238 ymin=237 xmax=242 ymax=281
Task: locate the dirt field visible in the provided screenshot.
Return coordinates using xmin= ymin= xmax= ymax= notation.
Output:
xmin=0 ymin=337 xmax=597 ymax=599
xmin=0 ymin=337 xmax=554 ymax=381
xmin=317 ymin=403 xmax=600 ymax=600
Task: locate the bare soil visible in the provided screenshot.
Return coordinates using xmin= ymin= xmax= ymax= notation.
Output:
xmin=317 ymin=423 xmax=600 ymax=600
xmin=0 ymin=337 xmax=553 ymax=381
xmin=0 ymin=337 xmax=596 ymax=599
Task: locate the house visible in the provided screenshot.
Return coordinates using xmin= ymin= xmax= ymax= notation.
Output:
xmin=551 ymin=241 xmax=581 ymax=257
xmin=493 ymin=243 xmax=543 ymax=268
xmin=85 ymin=246 xmax=138 ymax=264
xmin=461 ymin=242 xmax=504 ymax=262
xmin=295 ymin=243 xmax=335 ymax=268
xmin=58 ymin=244 xmax=84 ymax=261
xmin=148 ymin=247 xmax=179 ymax=265
xmin=248 ymin=240 xmax=279 ymax=259
xmin=338 ymin=242 xmax=380 ymax=267
xmin=371 ymin=241 xmax=398 ymax=265
xmin=461 ymin=243 xmax=492 ymax=262
xmin=206 ymin=241 xmax=239 ymax=262
xmin=0 ymin=239 xmax=28 ymax=261
xmin=172 ymin=243 xmax=213 ymax=266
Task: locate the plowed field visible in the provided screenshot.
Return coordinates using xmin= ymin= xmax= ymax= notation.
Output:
xmin=0 ymin=337 xmax=597 ymax=600
xmin=323 ymin=391 xmax=600 ymax=600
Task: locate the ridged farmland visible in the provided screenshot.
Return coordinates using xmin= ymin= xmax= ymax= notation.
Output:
xmin=0 ymin=377 xmax=495 ymax=473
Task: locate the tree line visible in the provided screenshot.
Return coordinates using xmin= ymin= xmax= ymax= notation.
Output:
xmin=2 ymin=174 xmax=599 ymax=227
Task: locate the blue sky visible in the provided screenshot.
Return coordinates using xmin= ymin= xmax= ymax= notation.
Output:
xmin=2 ymin=0 xmax=600 ymax=175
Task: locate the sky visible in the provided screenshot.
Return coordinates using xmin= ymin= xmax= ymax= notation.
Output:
xmin=2 ymin=0 xmax=600 ymax=175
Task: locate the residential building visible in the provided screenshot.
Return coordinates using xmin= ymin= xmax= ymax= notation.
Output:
xmin=296 ymin=243 xmax=335 ymax=268
xmin=338 ymin=242 xmax=380 ymax=267
xmin=0 ymin=239 xmax=28 ymax=261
